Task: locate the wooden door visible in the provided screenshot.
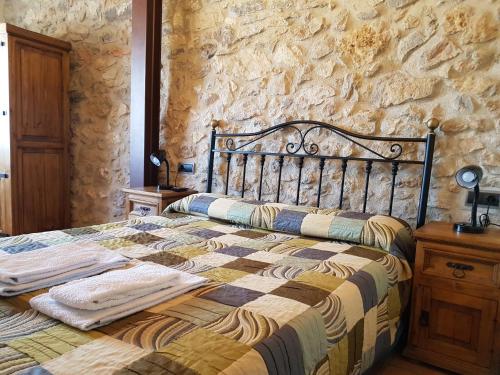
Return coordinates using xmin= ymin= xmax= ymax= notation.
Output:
xmin=8 ymin=33 xmax=70 ymax=234
xmin=412 ymin=285 xmax=497 ymax=368
xmin=0 ymin=29 xmax=12 ymax=234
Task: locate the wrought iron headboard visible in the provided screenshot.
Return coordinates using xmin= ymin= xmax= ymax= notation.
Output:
xmin=206 ymin=118 xmax=439 ymax=228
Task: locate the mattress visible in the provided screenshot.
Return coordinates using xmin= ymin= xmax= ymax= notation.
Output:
xmin=0 ymin=194 xmax=414 ymax=375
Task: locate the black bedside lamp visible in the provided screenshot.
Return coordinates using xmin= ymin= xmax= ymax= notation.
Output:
xmin=150 ymin=150 xmax=173 ymax=190
xmin=454 ymin=165 xmax=484 ymax=234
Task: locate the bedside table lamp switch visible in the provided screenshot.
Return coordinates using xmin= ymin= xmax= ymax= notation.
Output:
xmin=454 ymin=165 xmax=484 ymax=234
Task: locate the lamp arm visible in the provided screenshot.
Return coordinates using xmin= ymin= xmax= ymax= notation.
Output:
xmin=164 ymin=160 xmax=170 ymax=188
xmin=471 ymin=185 xmax=480 ymax=227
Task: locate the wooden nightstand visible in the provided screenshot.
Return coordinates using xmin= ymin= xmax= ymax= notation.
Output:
xmin=405 ymin=222 xmax=500 ymax=375
xmin=122 ymin=187 xmax=197 ymax=219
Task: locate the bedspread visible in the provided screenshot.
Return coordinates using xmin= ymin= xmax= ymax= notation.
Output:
xmin=0 ymin=197 xmax=413 ymax=375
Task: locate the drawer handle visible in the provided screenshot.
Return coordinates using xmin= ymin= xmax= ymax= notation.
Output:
xmin=446 ymin=262 xmax=474 ymax=279
xmin=419 ymin=310 xmax=429 ymax=327
xmin=138 ymin=206 xmax=151 ymax=216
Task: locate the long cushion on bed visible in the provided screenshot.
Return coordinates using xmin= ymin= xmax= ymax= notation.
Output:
xmin=0 ymin=211 xmax=412 ymax=375
xmin=166 ymin=193 xmax=415 ymax=261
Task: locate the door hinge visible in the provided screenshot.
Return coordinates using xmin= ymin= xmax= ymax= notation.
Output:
xmin=419 ymin=310 xmax=429 ymax=327
xmin=0 ymin=41 xmax=5 ymax=47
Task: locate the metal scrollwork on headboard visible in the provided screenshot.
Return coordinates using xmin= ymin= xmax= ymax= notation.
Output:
xmin=206 ymin=119 xmax=440 ymax=228
xmin=223 ymin=121 xmax=410 ymax=160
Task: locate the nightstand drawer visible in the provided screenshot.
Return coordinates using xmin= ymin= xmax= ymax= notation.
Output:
xmin=130 ymin=201 xmax=158 ymax=217
xmin=420 ymin=246 xmax=500 ymax=288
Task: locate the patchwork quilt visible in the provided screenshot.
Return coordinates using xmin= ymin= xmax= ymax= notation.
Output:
xmin=0 ymin=194 xmax=414 ymax=375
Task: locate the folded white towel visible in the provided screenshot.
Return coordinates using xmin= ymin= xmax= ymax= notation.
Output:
xmin=0 ymin=248 xmax=129 ymax=297
xmin=0 ymin=242 xmax=102 ymax=285
xmin=30 ymin=272 xmax=208 ymax=330
xmin=49 ymin=262 xmax=182 ymax=310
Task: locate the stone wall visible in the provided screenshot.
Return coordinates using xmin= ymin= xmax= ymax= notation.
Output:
xmin=3 ymin=0 xmax=499 ymax=227
xmin=0 ymin=1 xmax=4 ymax=22
xmin=164 ymin=0 xmax=499 ymax=226
xmin=4 ymin=0 xmax=132 ymax=226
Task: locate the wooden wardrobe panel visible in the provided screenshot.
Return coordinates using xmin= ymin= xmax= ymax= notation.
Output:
xmin=15 ymin=40 xmax=64 ymax=143
xmin=18 ymin=149 xmax=45 ymax=234
xmin=18 ymin=149 xmax=67 ymax=233
xmin=43 ymin=150 xmax=66 ymax=230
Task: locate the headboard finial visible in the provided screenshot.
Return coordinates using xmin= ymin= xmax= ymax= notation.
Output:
xmin=210 ymin=119 xmax=220 ymax=130
xmin=426 ymin=118 xmax=440 ymax=133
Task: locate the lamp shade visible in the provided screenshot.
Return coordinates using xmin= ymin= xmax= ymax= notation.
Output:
xmin=150 ymin=151 xmax=166 ymax=167
xmin=455 ymin=165 xmax=482 ymax=189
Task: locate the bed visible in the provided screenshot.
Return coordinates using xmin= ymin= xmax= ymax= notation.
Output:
xmin=0 ymin=119 xmax=438 ymax=375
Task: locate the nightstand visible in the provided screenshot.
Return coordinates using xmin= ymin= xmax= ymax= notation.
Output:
xmin=122 ymin=187 xmax=197 ymax=219
xmin=405 ymin=222 xmax=500 ymax=375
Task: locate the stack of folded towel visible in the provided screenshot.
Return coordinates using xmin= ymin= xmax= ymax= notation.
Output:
xmin=0 ymin=242 xmax=129 ymax=296
xmin=30 ymin=262 xmax=208 ymax=330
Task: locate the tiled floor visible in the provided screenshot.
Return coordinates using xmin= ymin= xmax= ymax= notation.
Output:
xmin=370 ymin=354 xmax=453 ymax=375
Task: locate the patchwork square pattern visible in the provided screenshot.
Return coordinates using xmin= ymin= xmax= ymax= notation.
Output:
xmin=190 ymin=252 xmax=238 ymax=267
xmin=63 ymin=227 xmax=99 ymax=236
xmin=232 ymin=230 xmax=268 ymax=239
xmin=242 ymin=294 xmax=310 ymax=327
xmin=121 ymin=233 xmax=164 ymax=245
xmin=275 ymin=256 xmax=321 ymax=270
xmin=188 ymin=195 xmax=218 ymax=215
xmin=271 ymin=280 xmax=330 ymax=306
xmin=0 ymin=193 xmax=415 ymax=375
xmin=344 ymin=246 xmax=386 ymax=261
xmin=188 ymin=228 xmax=224 ymax=239
xmin=273 ymin=209 xmax=308 ymax=233
xmin=244 ymin=250 xmax=286 ymax=263
xmin=229 ymin=274 xmax=288 ymax=293
xmin=226 ymin=202 xmax=258 ymax=224
xmin=200 ymin=285 xmax=264 ymax=307
xmin=2 ymin=241 xmax=47 ymax=254
xmin=213 ymin=234 xmax=247 ymax=246
xmin=130 ymin=223 xmax=163 ymax=232
xmin=216 ymin=245 xmax=256 ymax=257
xmin=42 ymin=336 xmax=147 ymax=375
xmin=328 ymin=216 xmax=365 ymax=242
xmin=223 ymin=258 xmax=270 ymax=274
xmin=292 ymin=248 xmax=336 ymax=260
xmin=330 ymin=253 xmax=373 ymax=270
xmin=157 ymin=328 xmax=252 ymax=374
xmin=199 ymin=267 xmax=249 ymax=283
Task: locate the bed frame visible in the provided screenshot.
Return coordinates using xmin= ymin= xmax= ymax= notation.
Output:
xmin=206 ymin=119 xmax=439 ymax=228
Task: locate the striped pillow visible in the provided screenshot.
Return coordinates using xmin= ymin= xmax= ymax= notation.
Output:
xmin=166 ymin=193 xmax=415 ymax=260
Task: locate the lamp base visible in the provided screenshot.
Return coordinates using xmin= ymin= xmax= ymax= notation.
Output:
xmin=453 ymin=222 xmax=485 ymax=234
xmin=157 ymin=185 xmax=188 ymax=192
xmin=157 ymin=184 xmax=173 ymax=191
